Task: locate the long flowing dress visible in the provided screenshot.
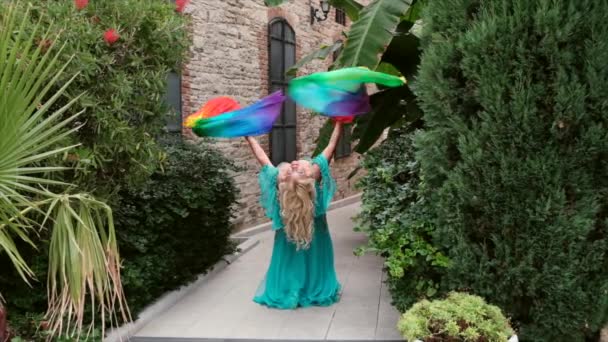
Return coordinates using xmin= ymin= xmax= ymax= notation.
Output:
xmin=253 ymin=154 xmax=341 ymax=309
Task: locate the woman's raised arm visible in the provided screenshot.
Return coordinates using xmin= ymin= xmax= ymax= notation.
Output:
xmin=245 ymin=136 xmax=273 ymax=167
xmin=321 ymin=121 xmax=343 ymax=162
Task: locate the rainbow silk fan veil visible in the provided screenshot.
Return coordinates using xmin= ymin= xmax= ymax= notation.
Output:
xmin=184 ymin=91 xmax=285 ymax=138
xmin=184 ymin=67 xmax=406 ymax=138
xmin=288 ymin=67 xmax=405 ymax=116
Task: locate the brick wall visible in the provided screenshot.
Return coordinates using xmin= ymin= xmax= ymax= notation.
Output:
xmin=181 ymin=0 xmax=367 ymax=231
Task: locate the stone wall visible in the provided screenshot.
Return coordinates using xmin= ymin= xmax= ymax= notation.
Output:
xmin=181 ymin=0 xmax=366 ymax=231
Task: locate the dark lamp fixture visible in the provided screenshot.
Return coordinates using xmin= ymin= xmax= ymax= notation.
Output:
xmin=310 ymin=0 xmax=331 ymax=25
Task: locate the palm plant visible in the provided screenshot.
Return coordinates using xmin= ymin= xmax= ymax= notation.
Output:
xmin=1 ymin=2 xmax=129 ymax=339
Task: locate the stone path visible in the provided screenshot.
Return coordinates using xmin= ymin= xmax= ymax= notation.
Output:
xmin=132 ymin=203 xmax=403 ymax=341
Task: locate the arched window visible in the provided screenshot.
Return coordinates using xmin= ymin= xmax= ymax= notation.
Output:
xmin=164 ymin=0 xmax=182 ymax=133
xmin=268 ymin=18 xmax=296 ymax=165
xmin=164 ymin=71 xmax=182 ymax=133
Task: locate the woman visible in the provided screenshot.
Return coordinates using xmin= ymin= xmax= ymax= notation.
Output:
xmin=245 ymin=120 xmax=344 ymax=309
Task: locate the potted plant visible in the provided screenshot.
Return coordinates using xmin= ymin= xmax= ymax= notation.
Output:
xmin=398 ymin=292 xmax=518 ymax=342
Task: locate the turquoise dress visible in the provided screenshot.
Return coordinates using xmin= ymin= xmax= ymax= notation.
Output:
xmin=253 ymin=154 xmax=341 ymax=309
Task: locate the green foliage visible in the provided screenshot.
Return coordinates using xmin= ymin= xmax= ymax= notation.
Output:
xmin=286 ymin=41 xmax=343 ymax=77
xmin=354 ymin=128 xmax=447 ymax=311
xmin=307 ymin=0 xmax=424 ymax=155
xmin=7 ymin=311 xmax=102 ymax=342
xmin=8 ymin=0 xmax=190 ymax=196
xmin=352 ymin=85 xmax=418 ymax=153
xmin=0 ymin=137 xmax=239 ymax=338
xmin=335 ymin=0 xmax=412 ymax=69
xmin=414 ymin=0 xmax=608 ymax=340
xmin=115 ymin=136 xmax=239 ymax=314
xmin=0 ymin=1 xmax=81 ymax=283
xmin=398 ymin=292 xmax=514 ymax=342
xmin=267 ymin=0 xmax=425 ymax=155
xmin=0 ymin=2 xmax=128 ymax=338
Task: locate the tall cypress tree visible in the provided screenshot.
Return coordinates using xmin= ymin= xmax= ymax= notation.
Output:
xmin=415 ymin=0 xmax=608 ymax=340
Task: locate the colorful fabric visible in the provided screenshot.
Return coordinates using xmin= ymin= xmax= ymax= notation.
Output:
xmin=287 ymin=67 xmax=406 ymax=116
xmin=184 ymin=96 xmax=241 ymax=128
xmin=184 ymin=91 xmax=285 ymax=138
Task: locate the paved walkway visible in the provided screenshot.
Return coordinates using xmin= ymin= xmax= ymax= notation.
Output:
xmin=132 ymin=203 xmax=403 ymax=341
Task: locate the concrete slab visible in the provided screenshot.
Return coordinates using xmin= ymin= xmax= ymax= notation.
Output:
xmin=130 ymin=203 xmax=403 ymax=342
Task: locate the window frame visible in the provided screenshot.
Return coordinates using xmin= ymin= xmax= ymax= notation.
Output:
xmin=335 ymin=8 xmax=346 ymax=26
xmin=268 ymin=18 xmax=297 ymax=165
xmin=164 ymin=70 xmax=182 ymax=133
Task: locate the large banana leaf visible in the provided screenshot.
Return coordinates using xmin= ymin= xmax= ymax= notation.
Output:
xmin=311 ymin=84 xmax=421 ymax=157
xmin=286 ymin=40 xmax=343 ymax=76
xmin=402 ymin=0 xmax=425 ymax=23
xmin=336 ymin=0 xmax=414 ymax=69
xmin=0 ymin=2 xmax=129 ymax=339
xmin=380 ymin=33 xmax=421 ymax=81
xmin=353 ymin=86 xmax=421 ymax=153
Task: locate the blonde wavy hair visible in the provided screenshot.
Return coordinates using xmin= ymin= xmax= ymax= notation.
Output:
xmin=279 ymin=177 xmax=316 ymax=250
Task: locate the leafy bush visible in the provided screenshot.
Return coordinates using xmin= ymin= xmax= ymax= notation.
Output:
xmin=115 ymin=136 xmax=239 ymax=314
xmin=0 ymin=137 xmax=239 ymax=336
xmin=414 ymin=0 xmax=608 ymax=340
xmin=398 ymin=292 xmax=514 ymax=342
xmin=8 ymin=0 xmax=190 ymax=196
xmin=355 ymin=128 xmax=448 ymax=311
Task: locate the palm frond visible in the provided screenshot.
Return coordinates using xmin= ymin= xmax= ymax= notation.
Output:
xmin=0 ymin=1 xmax=131 ymax=339
xmin=45 ymin=195 xmax=131 ymax=339
xmin=0 ymin=1 xmax=81 ymax=281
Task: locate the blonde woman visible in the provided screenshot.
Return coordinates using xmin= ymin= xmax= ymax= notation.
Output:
xmin=246 ymin=120 xmax=344 ymax=309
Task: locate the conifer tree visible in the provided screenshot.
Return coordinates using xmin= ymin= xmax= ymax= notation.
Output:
xmin=415 ymin=0 xmax=608 ymax=340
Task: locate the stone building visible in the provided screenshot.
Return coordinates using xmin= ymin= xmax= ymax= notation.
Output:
xmin=166 ymin=0 xmax=366 ymax=231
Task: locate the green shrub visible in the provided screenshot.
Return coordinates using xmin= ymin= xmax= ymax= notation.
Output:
xmin=0 ymin=137 xmax=239 ymax=336
xmin=398 ymin=292 xmax=514 ymax=342
xmin=355 ymin=128 xmax=449 ymax=311
xmin=7 ymin=0 xmax=190 ymax=196
xmin=414 ymin=0 xmax=608 ymax=340
xmin=115 ymin=136 xmax=239 ymax=314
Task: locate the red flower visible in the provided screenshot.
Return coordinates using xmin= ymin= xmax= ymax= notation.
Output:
xmin=74 ymin=0 xmax=88 ymax=10
xmin=103 ymin=29 xmax=120 ymax=45
xmin=175 ymin=0 xmax=190 ymax=13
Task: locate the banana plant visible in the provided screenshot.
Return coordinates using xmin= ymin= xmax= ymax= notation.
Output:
xmin=0 ymin=2 xmax=129 ymax=339
xmin=286 ymin=40 xmax=343 ymax=76
xmin=335 ymin=0 xmax=413 ymax=69
xmin=266 ymin=0 xmax=425 ymax=155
